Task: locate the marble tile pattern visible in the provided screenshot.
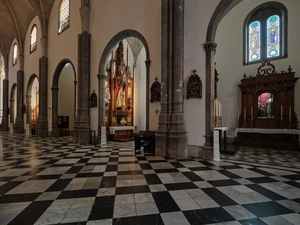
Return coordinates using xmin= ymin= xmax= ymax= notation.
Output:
xmin=0 ymin=132 xmax=300 ymax=224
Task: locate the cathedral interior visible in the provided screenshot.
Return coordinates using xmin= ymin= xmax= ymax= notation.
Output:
xmin=0 ymin=0 xmax=300 ymax=224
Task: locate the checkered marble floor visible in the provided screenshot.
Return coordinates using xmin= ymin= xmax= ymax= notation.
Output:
xmin=1 ymin=132 xmax=300 ymax=225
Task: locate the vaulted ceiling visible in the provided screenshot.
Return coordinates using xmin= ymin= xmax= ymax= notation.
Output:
xmin=0 ymin=0 xmax=55 ymax=59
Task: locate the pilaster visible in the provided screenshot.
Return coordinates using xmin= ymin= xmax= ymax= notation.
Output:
xmin=14 ymin=70 xmax=24 ymax=133
xmin=97 ymin=74 xmax=106 ymax=144
xmin=77 ymin=31 xmax=91 ymax=144
xmin=1 ymin=79 xmax=9 ymax=131
xmin=51 ymin=87 xmax=59 ymax=137
xmin=36 ymin=56 xmax=48 ymax=137
xmin=156 ymin=0 xmax=171 ymax=157
xmin=168 ymin=0 xmax=187 ymax=159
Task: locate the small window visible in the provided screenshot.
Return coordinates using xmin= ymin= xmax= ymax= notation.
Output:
xmin=30 ymin=25 xmax=37 ymax=53
xmin=244 ymin=2 xmax=287 ymax=65
xmin=58 ymin=0 xmax=70 ymax=34
xmin=13 ymin=43 xmax=17 ymax=66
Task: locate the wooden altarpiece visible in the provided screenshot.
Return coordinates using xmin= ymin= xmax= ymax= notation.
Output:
xmin=238 ymin=61 xmax=299 ymax=129
xmin=105 ymin=41 xmax=134 ymax=141
xmin=237 ymin=61 xmax=300 ymax=150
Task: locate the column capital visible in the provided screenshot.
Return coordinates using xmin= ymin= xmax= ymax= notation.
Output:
xmin=145 ymin=60 xmax=151 ymax=67
xmin=97 ymin=74 xmax=106 ymax=80
xmin=51 ymin=87 xmax=59 ymax=92
xmin=203 ymin=42 xmax=218 ymax=52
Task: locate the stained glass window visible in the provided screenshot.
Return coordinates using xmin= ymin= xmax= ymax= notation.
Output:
xmin=13 ymin=43 xmax=17 ymax=65
xmin=244 ymin=2 xmax=287 ymax=64
xmin=267 ymin=15 xmax=280 ymax=58
xmin=249 ymin=21 xmax=261 ymax=62
xmin=58 ymin=0 xmax=70 ymax=33
xmin=30 ymin=25 xmax=37 ymax=53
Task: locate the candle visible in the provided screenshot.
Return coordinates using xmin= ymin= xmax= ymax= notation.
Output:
xmin=289 ymin=106 xmax=291 ymax=122
xmin=244 ymin=108 xmax=246 ymax=122
xmin=251 ymin=107 xmax=253 ymax=121
xmin=219 ymin=102 xmax=221 ymax=117
xmin=281 ymin=105 xmax=283 ymax=121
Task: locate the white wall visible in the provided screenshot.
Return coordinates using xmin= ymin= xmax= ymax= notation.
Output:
xmin=47 ymin=0 xmax=81 ymax=131
xmin=58 ymin=63 xmax=75 ymax=130
xmin=134 ymin=46 xmax=147 ymax=131
xmin=215 ymin=0 xmax=300 ymax=137
xmin=184 ymin=0 xmax=221 ymax=146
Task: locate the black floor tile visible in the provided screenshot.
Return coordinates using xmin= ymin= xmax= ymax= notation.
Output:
xmin=0 ymin=181 xmax=22 ymax=195
xmin=242 ymin=201 xmax=293 ymax=217
xmin=183 ymin=208 xmax=236 ymax=224
xmin=208 ymin=179 xmax=240 ymax=187
xmin=182 ymin=172 xmax=204 ymax=181
xmin=0 ymin=193 xmax=41 ymax=203
xmin=144 ymin=174 xmax=162 ymax=184
xmin=239 ymin=218 xmax=268 ymax=225
xmin=8 ymin=200 xmax=52 ymax=225
xmin=116 ymin=185 xmax=150 ymax=195
xmin=139 ymin=163 xmax=153 ymax=170
xmin=89 ymin=196 xmax=115 ymax=220
xmin=152 ymin=191 xmax=180 ymax=213
xmin=218 ymin=170 xmax=242 ymax=179
xmin=100 ymin=176 xmax=117 ymax=188
xmin=246 ymin=184 xmax=286 ymax=200
xmin=246 ymin=177 xmax=278 ymax=184
xmin=154 ymin=168 xmax=178 ymax=173
xmin=106 ymin=165 xmax=118 ymax=171
xmin=164 ymin=182 xmax=198 ymax=191
xmin=46 ymin=179 xmax=72 ymax=191
xmin=57 ymin=189 xmax=98 ymax=199
xmin=202 ymin=188 xmax=238 ymax=206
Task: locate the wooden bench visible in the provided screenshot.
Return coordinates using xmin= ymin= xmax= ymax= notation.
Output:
xmin=135 ymin=131 xmax=156 ymax=155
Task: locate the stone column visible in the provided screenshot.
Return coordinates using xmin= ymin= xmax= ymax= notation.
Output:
xmin=202 ymin=42 xmax=217 ymax=159
xmin=77 ymin=31 xmax=91 ymax=144
xmin=168 ymin=0 xmax=187 ymax=159
xmin=36 ymin=56 xmax=48 ymax=137
xmin=10 ymin=99 xmax=14 ymax=124
xmin=25 ymin=94 xmax=31 ymax=124
xmin=51 ymin=87 xmax=59 ymax=137
xmin=97 ymin=73 xmax=106 ymax=144
xmin=74 ymin=2 xmax=91 ymax=144
xmin=14 ymin=70 xmax=24 ymax=133
xmin=156 ymin=0 xmax=171 ymax=157
xmin=1 ymin=79 xmax=9 ymax=131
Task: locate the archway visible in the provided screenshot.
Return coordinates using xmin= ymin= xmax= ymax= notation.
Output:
xmin=51 ymin=60 xmax=76 ymax=137
xmin=98 ymin=30 xmax=150 ymax=141
xmin=26 ymin=74 xmax=39 ymax=135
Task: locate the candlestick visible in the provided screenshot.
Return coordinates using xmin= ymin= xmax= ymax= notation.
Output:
xmin=289 ymin=106 xmax=291 ymax=122
xmin=244 ymin=108 xmax=246 ymax=122
xmin=281 ymin=105 xmax=283 ymax=121
xmin=238 ymin=108 xmax=240 ymax=121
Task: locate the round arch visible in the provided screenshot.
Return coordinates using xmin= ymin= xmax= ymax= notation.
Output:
xmin=25 ymin=74 xmax=39 ymax=127
xmin=51 ymin=59 xmax=77 ymax=137
xmin=98 ymin=29 xmax=151 ymax=135
xmin=9 ymin=83 xmax=17 ymax=126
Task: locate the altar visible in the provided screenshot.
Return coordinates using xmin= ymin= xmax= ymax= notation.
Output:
xmin=236 ymin=128 xmax=300 ymax=150
xmin=109 ymin=126 xmax=135 ymax=141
